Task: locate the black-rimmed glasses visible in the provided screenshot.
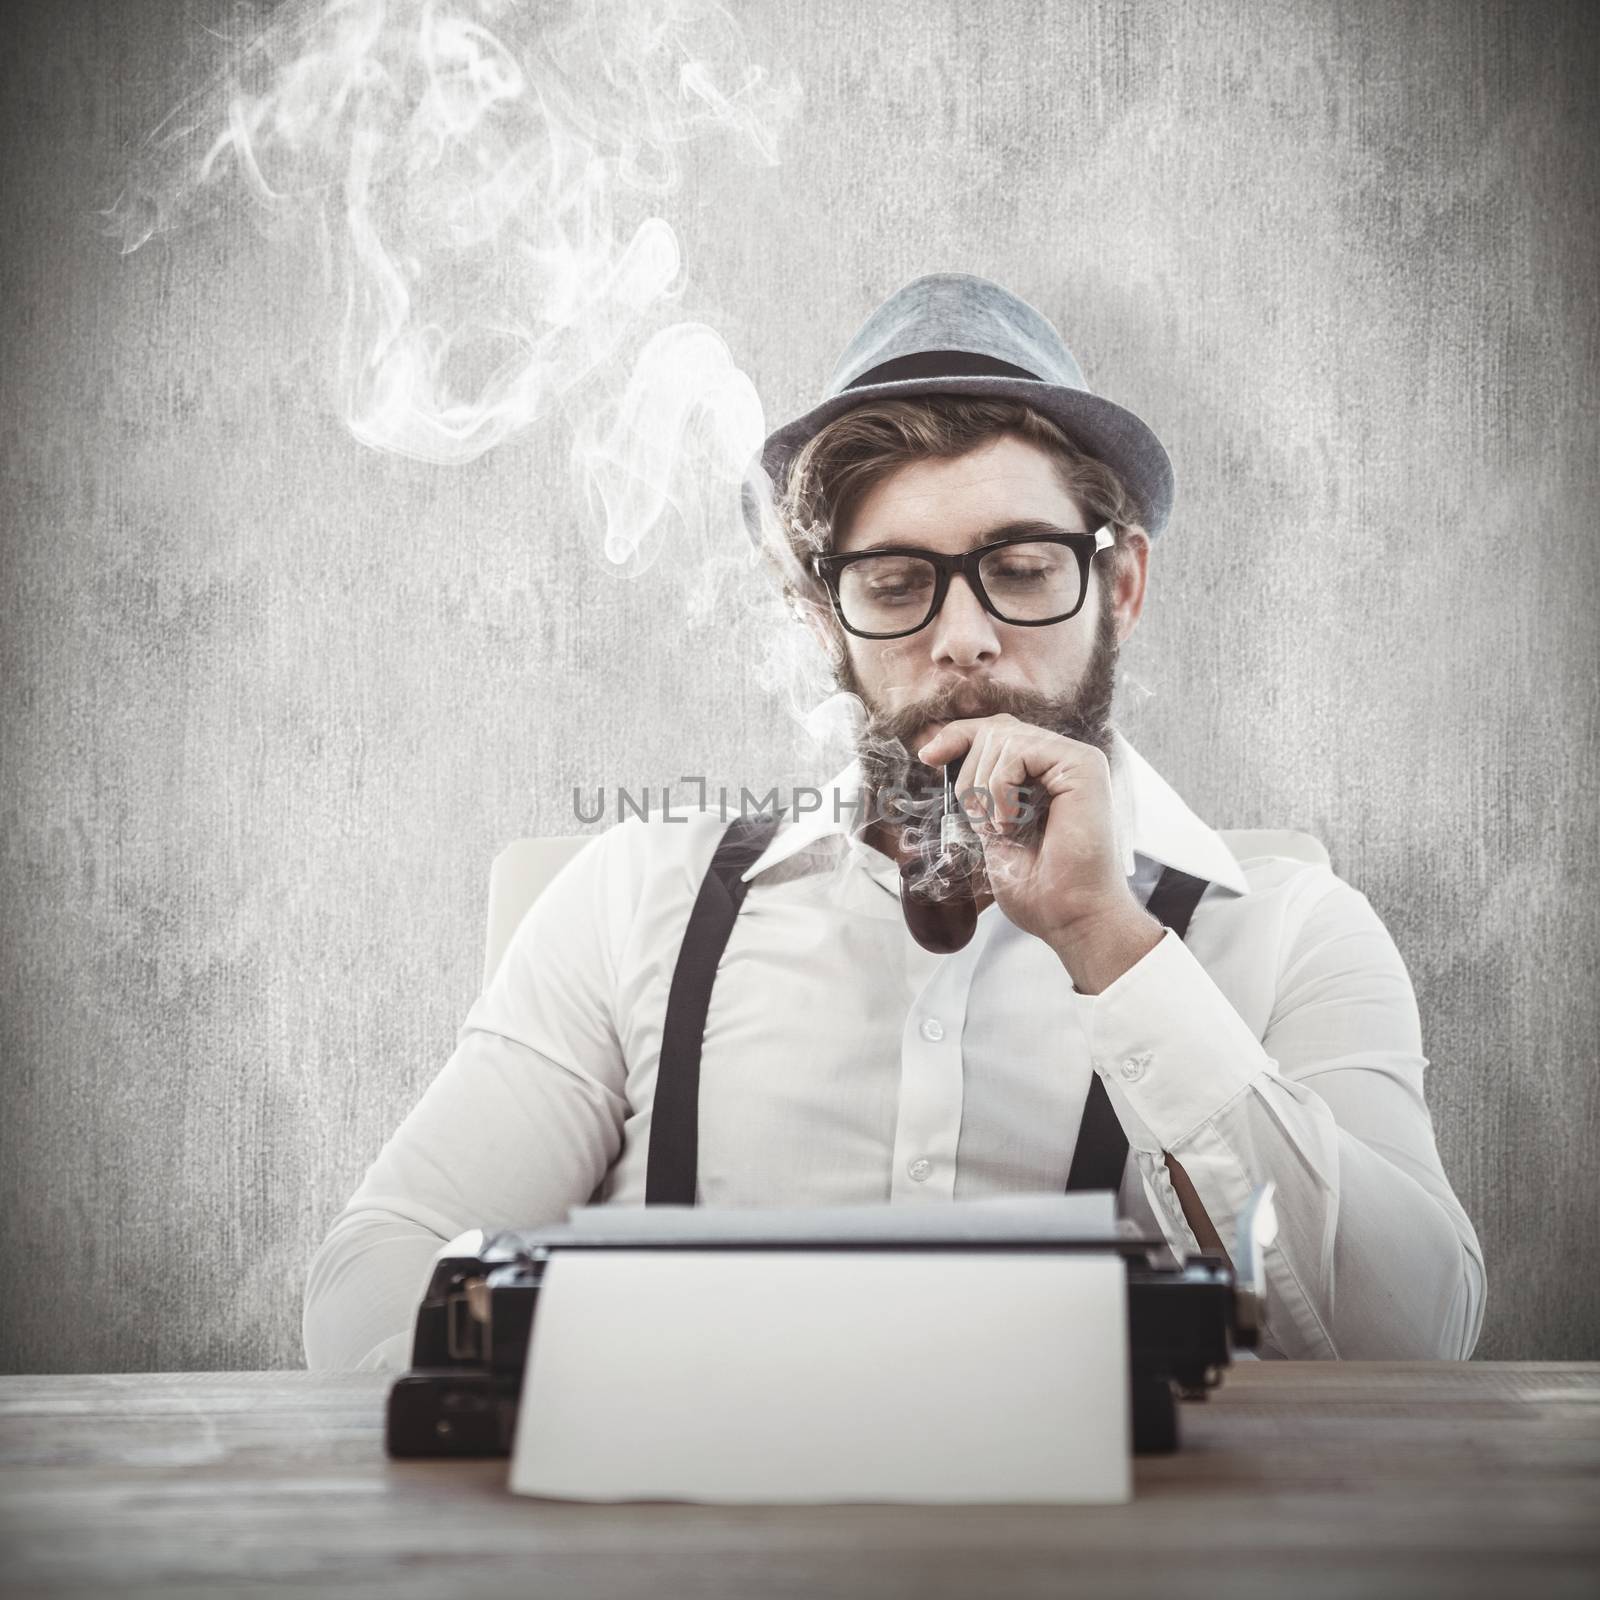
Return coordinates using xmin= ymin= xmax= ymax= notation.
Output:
xmin=812 ymin=525 xmax=1114 ymax=640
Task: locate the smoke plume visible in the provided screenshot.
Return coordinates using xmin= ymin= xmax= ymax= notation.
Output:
xmin=105 ymin=0 xmax=801 ymax=573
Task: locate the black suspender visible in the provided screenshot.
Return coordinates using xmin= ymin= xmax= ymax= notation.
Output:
xmin=644 ymin=812 xmax=784 ymax=1205
xmin=645 ymin=816 xmax=1215 ymax=1207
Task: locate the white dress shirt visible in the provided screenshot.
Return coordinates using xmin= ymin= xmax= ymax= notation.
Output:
xmin=303 ymin=728 xmax=1485 ymax=1371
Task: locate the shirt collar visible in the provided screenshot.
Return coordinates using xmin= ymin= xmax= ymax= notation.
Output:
xmin=1105 ymin=727 xmax=1250 ymax=895
xmin=740 ymin=726 xmax=1249 ymax=897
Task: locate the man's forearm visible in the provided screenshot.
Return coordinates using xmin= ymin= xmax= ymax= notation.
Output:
xmin=1049 ymin=902 xmax=1227 ymax=1253
xmin=303 ymin=1208 xmax=443 ymax=1371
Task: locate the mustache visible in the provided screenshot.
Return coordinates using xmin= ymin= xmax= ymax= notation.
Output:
xmin=859 ymin=679 xmax=1114 ymax=801
xmin=864 ymin=678 xmax=1091 ymax=753
xmin=853 ymin=679 xmax=1102 ymax=831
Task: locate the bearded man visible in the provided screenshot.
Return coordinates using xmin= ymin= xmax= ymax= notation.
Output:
xmin=304 ymin=273 xmax=1484 ymax=1371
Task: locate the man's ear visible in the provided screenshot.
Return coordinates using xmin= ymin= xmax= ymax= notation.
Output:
xmin=1112 ymin=529 xmax=1151 ymax=643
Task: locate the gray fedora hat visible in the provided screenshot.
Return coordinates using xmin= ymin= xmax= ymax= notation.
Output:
xmin=743 ymin=271 xmax=1174 ymax=544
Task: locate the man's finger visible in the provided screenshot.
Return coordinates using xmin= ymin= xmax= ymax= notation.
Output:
xmin=915 ymin=722 xmax=973 ymax=763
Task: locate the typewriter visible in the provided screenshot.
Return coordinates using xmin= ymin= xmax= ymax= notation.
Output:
xmin=386 ymin=1186 xmax=1275 ymax=1460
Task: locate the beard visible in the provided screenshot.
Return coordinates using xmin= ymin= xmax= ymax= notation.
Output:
xmin=836 ymin=576 xmax=1122 ymax=821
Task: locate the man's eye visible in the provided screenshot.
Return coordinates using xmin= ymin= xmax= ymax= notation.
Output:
xmin=863 ymin=568 xmax=932 ymax=593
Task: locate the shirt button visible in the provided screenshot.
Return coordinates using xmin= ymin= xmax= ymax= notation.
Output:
xmin=1119 ymin=1051 xmax=1152 ymax=1084
xmin=908 ymin=1158 xmax=932 ymax=1182
xmin=920 ymin=1018 xmax=945 ymax=1043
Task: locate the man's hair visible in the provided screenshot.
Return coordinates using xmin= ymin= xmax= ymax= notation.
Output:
xmin=764 ymin=396 xmax=1144 ymax=615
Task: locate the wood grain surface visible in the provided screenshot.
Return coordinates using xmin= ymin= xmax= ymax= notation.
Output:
xmin=1 ymin=1363 xmax=1597 ymax=1598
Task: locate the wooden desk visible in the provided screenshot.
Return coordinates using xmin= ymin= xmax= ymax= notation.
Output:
xmin=1 ymin=1364 xmax=1596 ymax=1598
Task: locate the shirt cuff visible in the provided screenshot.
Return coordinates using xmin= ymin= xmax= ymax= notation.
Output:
xmin=1068 ymin=926 xmax=1266 ymax=1148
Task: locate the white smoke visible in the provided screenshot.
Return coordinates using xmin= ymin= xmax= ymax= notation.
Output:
xmin=106 ymin=0 xmax=800 ymax=571
xmin=570 ymin=320 xmax=764 ymax=574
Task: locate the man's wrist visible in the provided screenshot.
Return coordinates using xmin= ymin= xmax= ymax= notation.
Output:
xmin=1049 ymin=899 xmax=1165 ymax=995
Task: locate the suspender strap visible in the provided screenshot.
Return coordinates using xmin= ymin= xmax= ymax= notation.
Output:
xmin=1143 ymin=864 xmax=1213 ymax=940
xmin=1063 ymin=864 xmax=1214 ymax=1192
xmin=645 ymin=812 xmax=783 ymax=1205
xmin=1063 ymin=1072 xmax=1135 ymax=1192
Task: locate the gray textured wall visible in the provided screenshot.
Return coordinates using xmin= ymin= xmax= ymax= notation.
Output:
xmin=2 ymin=0 xmax=1596 ymax=1372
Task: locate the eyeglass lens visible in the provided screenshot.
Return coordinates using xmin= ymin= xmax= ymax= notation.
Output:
xmin=836 ymin=543 xmax=1084 ymax=634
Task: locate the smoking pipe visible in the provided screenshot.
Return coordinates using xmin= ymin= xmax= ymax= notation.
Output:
xmin=895 ymin=760 xmax=987 ymax=953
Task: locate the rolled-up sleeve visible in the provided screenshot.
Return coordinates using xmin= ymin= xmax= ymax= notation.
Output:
xmin=302 ymin=824 xmax=637 ymax=1371
xmin=1081 ymin=876 xmax=1485 ymax=1360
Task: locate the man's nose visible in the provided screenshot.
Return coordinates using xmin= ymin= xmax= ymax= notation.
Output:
xmin=926 ymin=572 xmax=1000 ymax=668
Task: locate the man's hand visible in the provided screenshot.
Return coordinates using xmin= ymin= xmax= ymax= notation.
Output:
xmin=916 ymin=714 xmax=1162 ymax=988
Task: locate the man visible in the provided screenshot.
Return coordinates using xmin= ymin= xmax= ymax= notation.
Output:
xmin=303 ymin=273 xmax=1484 ymax=1370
